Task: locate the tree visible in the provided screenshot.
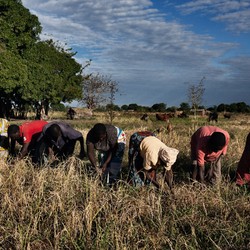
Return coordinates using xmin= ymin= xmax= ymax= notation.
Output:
xmin=81 ymin=73 xmax=114 ymax=110
xmin=106 ymin=80 xmax=119 ymax=124
xmin=0 ymin=0 xmax=41 ymax=55
xmin=188 ymin=77 xmax=205 ymax=117
xmin=121 ymin=105 xmax=128 ymax=111
xmin=128 ymin=103 xmax=139 ymax=111
xmin=151 ymin=103 xmax=166 ymax=112
xmin=0 ymin=50 xmax=28 ymax=118
xmin=0 ymin=0 xmax=41 ymax=118
xmin=0 ymin=1 xmax=84 ymax=118
xmin=179 ymin=102 xmax=190 ymax=112
xmin=23 ymin=40 xmax=83 ymax=117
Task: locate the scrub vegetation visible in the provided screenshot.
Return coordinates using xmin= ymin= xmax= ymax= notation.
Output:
xmin=1 ymin=111 xmax=250 ymax=249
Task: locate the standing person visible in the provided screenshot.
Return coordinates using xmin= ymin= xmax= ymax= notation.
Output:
xmin=235 ymin=132 xmax=250 ymax=188
xmin=86 ymin=123 xmax=126 ymax=185
xmin=128 ymin=133 xmax=179 ymax=189
xmin=0 ymin=118 xmax=9 ymax=160
xmin=37 ymin=121 xmax=85 ymax=164
xmin=67 ymin=108 xmax=76 ymax=120
xmin=190 ymin=126 xmax=230 ymax=185
xmin=7 ymin=120 xmax=48 ymax=160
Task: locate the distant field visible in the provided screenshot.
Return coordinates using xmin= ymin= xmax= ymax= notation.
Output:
xmin=1 ymin=111 xmax=250 ymax=249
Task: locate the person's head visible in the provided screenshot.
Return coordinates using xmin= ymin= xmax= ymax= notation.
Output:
xmin=92 ymin=123 xmax=107 ymax=141
xmin=159 ymin=147 xmax=179 ymax=170
xmin=7 ymin=125 xmax=20 ymax=140
xmin=45 ymin=124 xmax=62 ymax=142
xmin=209 ymin=132 xmax=226 ymax=152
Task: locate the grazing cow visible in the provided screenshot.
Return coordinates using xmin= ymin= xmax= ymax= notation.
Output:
xmin=224 ymin=113 xmax=231 ymax=119
xmin=141 ymin=113 xmax=149 ymax=121
xmin=208 ymin=112 xmax=218 ymax=122
xmin=156 ymin=113 xmax=171 ymax=121
xmin=178 ymin=112 xmax=189 ymax=118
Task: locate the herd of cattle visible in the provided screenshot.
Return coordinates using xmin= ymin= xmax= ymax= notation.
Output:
xmin=140 ymin=111 xmax=231 ymax=122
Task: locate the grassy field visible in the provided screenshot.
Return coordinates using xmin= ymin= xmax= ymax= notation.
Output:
xmin=0 ymin=111 xmax=250 ymax=249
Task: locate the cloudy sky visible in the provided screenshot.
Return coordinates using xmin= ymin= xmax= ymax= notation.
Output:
xmin=22 ymin=0 xmax=250 ymax=108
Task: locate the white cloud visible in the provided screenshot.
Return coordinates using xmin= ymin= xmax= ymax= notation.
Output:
xmin=175 ymin=0 xmax=250 ymax=33
xmin=21 ymin=0 xmax=250 ymax=106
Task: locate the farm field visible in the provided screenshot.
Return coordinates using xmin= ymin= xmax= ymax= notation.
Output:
xmin=1 ymin=111 xmax=250 ymax=249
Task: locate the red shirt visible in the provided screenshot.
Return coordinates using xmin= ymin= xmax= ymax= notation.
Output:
xmin=19 ymin=120 xmax=48 ymax=144
xmin=191 ymin=126 xmax=230 ymax=166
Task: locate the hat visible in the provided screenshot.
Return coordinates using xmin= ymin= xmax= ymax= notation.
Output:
xmin=159 ymin=147 xmax=179 ymax=170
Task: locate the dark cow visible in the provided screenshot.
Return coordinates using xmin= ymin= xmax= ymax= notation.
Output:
xmin=156 ymin=113 xmax=172 ymax=121
xmin=208 ymin=112 xmax=218 ymax=122
xmin=178 ymin=112 xmax=189 ymax=118
xmin=224 ymin=113 xmax=231 ymax=119
xmin=141 ymin=113 xmax=149 ymax=121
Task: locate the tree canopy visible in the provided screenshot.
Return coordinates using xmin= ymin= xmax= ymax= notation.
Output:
xmin=0 ymin=0 xmax=83 ymax=118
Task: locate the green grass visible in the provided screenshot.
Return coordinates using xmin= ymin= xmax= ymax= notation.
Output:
xmin=1 ymin=111 xmax=250 ymax=249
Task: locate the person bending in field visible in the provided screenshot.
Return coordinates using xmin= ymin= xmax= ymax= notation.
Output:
xmin=190 ymin=126 xmax=230 ymax=185
xmin=128 ymin=132 xmax=179 ymax=190
xmin=235 ymin=132 xmax=250 ymax=189
xmin=86 ymin=123 xmax=126 ymax=186
xmin=0 ymin=118 xmax=10 ymax=161
xmin=8 ymin=120 xmax=48 ymax=161
xmin=36 ymin=121 xmax=86 ymax=165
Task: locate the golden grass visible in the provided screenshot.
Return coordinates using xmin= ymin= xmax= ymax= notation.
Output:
xmin=1 ymin=112 xmax=250 ymax=249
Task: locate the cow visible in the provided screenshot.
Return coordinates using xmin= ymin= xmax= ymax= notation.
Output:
xmin=156 ymin=113 xmax=172 ymax=121
xmin=224 ymin=113 xmax=231 ymax=119
xmin=178 ymin=112 xmax=189 ymax=118
xmin=141 ymin=113 xmax=149 ymax=121
xmin=208 ymin=112 xmax=218 ymax=122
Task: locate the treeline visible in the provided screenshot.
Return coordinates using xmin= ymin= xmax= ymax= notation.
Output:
xmin=0 ymin=0 xmax=84 ymax=119
xmin=96 ymin=102 xmax=250 ymax=113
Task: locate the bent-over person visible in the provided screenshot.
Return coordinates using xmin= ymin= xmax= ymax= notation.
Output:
xmin=37 ymin=121 xmax=85 ymax=164
xmin=236 ymin=132 xmax=250 ymax=189
xmin=137 ymin=135 xmax=179 ymax=189
xmin=8 ymin=120 xmax=48 ymax=161
xmin=0 ymin=118 xmax=9 ymax=160
xmin=190 ymin=126 xmax=230 ymax=185
xmin=86 ymin=123 xmax=126 ymax=185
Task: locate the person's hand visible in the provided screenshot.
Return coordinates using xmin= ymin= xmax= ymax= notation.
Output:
xmin=101 ymin=163 xmax=108 ymax=174
xmin=95 ymin=167 xmax=102 ymax=176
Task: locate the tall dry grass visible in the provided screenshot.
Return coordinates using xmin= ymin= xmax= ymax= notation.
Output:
xmin=1 ymin=112 xmax=250 ymax=249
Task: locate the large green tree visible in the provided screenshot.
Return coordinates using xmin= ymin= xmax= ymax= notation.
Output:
xmin=0 ymin=0 xmax=83 ymax=118
xmin=0 ymin=0 xmax=41 ymax=55
xmin=23 ymin=40 xmax=83 ymax=116
xmin=0 ymin=0 xmax=41 ymax=117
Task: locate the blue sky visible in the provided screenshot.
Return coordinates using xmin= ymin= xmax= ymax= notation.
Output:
xmin=22 ymin=0 xmax=250 ymax=108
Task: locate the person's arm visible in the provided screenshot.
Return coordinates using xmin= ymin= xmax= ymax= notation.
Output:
xmin=198 ymin=164 xmax=205 ymax=183
xmin=87 ymin=142 xmax=100 ymax=173
xmin=191 ymin=162 xmax=205 ymax=183
xmin=101 ymin=143 xmax=118 ymax=173
xmin=164 ymin=169 xmax=173 ymax=189
xmin=196 ymin=149 xmax=205 ymax=183
xmin=19 ymin=142 xmax=30 ymax=159
xmin=144 ymin=169 xmax=160 ymax=189
xmin=9 ymin=139 xmax=16 ymax=156
xmin=101 ymin=151 xmax=112 ymax=173
xmin=77 ymin=136 xmax=86 ymax=159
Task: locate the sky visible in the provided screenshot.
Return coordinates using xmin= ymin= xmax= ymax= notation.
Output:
xmin=21 ymin=0 xmax=250 ymax=108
